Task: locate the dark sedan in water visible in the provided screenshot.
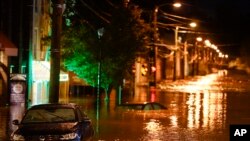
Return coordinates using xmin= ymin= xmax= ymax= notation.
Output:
xmin=11 ymin=103 xmax=94 ymax=141
xmin=116 ymin=102 xmax=167 ymax=111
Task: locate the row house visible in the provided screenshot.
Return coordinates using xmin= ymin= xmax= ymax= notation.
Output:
xmin=0 ymin=0 xmax=69 ymax=106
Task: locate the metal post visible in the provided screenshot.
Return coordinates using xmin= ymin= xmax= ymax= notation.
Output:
xmin=149 ymin=7 xmax=158 ymax=86
xmin=153 ymin=7 xmax=158 ymax=86
xmin=183 ymin=41 xmax=188 ymax=78
xmin=192 ymin=44 xmax=196 ymax=76
xmin=196 ymin=44 xmax=199 ymax=75
xmin=97 ymin=28 xmax=104 ymax=100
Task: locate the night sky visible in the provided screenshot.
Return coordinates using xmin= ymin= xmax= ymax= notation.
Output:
xmin=132 ymin=0 xmax=250 ymax=57
xmin=198 ymin=0 xmax=250 ymax=57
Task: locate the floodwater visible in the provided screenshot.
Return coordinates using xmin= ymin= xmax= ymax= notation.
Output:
xmin=1 ymin=70 xmax=250 ymax=141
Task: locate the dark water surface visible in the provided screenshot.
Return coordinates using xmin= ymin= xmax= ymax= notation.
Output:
xmin=1 ymin=70 xmax=250 ymax=141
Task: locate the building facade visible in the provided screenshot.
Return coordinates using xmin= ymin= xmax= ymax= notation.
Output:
xmin=0 ymin=0 xmax=69 ymax=106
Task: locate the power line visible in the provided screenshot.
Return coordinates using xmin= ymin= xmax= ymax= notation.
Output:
xmin=79 ymin=0 xmax=110 ymax=24
xmin=159 ymin=10 xmax=195 ymax=21
xmin=105 ymin=0 xmax=118 ymax=8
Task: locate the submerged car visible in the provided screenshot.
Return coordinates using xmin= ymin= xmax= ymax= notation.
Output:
xmin=116 ymin=102 xmax=167 ymax=111
xmin=11 ymin=103 xmax=94 ymax=141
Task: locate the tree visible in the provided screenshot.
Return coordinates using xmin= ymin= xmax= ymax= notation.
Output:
xmin=101 ymin=4 xmax=151 ymax=85
xmin=61 ymin=3 xmax=151 ymax=97
xmin=61 ymin=25 xmax=109 ymax=88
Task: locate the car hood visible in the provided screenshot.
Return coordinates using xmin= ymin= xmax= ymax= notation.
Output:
xmin=17 ymin=122 xmax=78 ymax=135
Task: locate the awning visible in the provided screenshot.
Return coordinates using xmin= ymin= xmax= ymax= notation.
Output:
xmin=0 ymin=32 xmax=18 ymax=56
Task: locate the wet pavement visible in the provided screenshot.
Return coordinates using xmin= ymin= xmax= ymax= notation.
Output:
xmin=1 ymin=70 xmax=250 ymax=141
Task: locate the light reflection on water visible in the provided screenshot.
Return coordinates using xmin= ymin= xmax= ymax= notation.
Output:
xmin=2 ymin=71 xmax=250 ymax=141
xmin=143 ymin=119 xmax=165 ymax=141
xmin=86 ymin=73 xmax=231 ymax=141
xmin=86 ymin=71 xmax=249 ymax=141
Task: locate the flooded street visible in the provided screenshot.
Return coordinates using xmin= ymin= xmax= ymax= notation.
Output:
xmin=1 ymin=70 xmax=250 ymax=141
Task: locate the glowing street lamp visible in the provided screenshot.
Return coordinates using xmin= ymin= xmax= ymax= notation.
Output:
xmin=204 ymin=39 xmax=211 ymax=47
xmin=173 ymin=2 xmax=182 ymax=8
xmin=152 ymin=2 xmax=183 ymax=84
xmin=159 ymin=2 xmax=182 ymax=8
xmin=196 ymin=37 xmax=202 ymax=42
xmin=189 ymin=22 xmax=197 ymax=28
xmin=225 ymin=54 xmax=228 ymax=58
xmin=156 ymin=2 xmax=198 ymax=80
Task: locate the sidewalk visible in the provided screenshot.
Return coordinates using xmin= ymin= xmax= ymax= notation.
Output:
xmin=0 ymin=105 xmax=10 ymax=141
xmin=0 ymin=103 xmax=26 ymax=141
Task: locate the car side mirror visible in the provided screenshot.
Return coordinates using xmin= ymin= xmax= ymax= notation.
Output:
xmin=82 ymin=117 xmax=91 ymax=123
xmin=12 ymin=119 xmax=20 ymax=125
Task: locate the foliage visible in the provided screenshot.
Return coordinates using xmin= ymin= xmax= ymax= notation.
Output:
xmin=100 ymin=5 xmax=152 ymax=86
xmin=61 ymin=3 xmax=152 ymax=92
xmin=61 ymin=25 xmax=111 ymax=89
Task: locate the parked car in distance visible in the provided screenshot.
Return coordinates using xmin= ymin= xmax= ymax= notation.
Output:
xmin=116 ymin=102 xmax=167 ymax=111
xmin=11 ymin=103 xmax=94 ymax=141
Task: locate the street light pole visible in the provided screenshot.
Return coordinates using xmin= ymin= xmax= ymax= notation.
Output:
xmin=97 ymin=28 xmax=104 ymax=101
xmin=148 ymin=6 xmax=158 ymax=86
xmin=183 ymin=41 xmax=188 ymax=78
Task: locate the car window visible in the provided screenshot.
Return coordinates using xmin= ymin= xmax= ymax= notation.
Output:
xmin=144 ymin=104 xmax=153 ymax=110
xmin=132 ymin=105 xmax=143 ymax=110
xmin=22 ymin=108 xmax=76 ymax=123
xmin=124 ymin=105 xmax=143 ymax=110
xmin=76 ymin=108 xmax=85 ymax=120
xmin=152 ymin=104 xmax=162 ymax=110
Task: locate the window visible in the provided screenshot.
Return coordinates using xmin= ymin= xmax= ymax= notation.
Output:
xmin=76 ymin=108 xmax=84 ymax=120
xmin=144 ymin=104 xmax=153 ymax=110
xmin=22 ymin=108 xmax=76 ymax=123
xmin=152 ymin=104 xmax=162 ymax=110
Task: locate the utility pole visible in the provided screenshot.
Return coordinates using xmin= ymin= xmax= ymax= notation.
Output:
xmin=149 ymin=6 xmax=158 ymax=86
xmin=173 ymin=26 xmax=179 ymax=81
xmin=183 ymin=41 xmax=188 ymax=78
xmin=49 ymin=0 xmax=64 ymax=103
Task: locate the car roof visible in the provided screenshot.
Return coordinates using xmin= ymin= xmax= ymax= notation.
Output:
xmin=29 ymin=103 xmax=78 ymax=110
xmin=122 ymin=102 xmax=160 ymax=105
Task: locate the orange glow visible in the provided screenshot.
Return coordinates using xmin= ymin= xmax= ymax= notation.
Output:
xmin=144 ymin=119 xmax=164 ymax=140
xmin=204 ymin=39 xmax=211 ymax=47
xmin=173 ymin=2 xmax=182 ymax=8
xmin=189 ymin=22 xmax=197 ymax=28
xmin=196 ymin=37 xmax=202 ymax=42
xmin=151 ymin=66 xmax=156 ymax=72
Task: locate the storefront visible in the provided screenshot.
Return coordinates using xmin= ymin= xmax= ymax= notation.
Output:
xmin=31 ymin=61 xmax=69 ymax=105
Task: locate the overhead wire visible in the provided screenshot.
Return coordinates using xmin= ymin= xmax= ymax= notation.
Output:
xmin=159 ymin=9 xmax=195 ymax=21
xmin=105 ymin=0 xmax=118 ymax=9
xmin=79 ymin=0 xmax=110 ymax=23
xmin=159 ymin=16 xmax=186 ymax=24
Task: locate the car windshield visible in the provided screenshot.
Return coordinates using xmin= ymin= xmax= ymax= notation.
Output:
xmin=22 ymin=108 xmax=76 ymax=123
